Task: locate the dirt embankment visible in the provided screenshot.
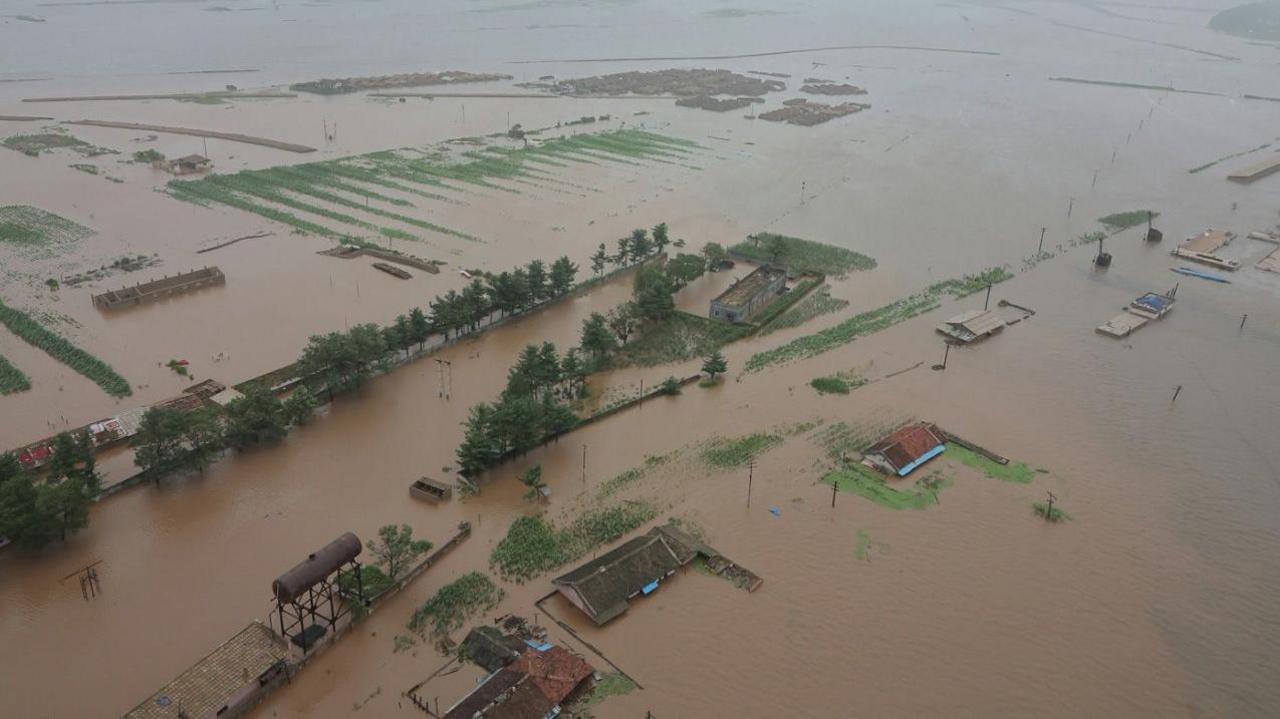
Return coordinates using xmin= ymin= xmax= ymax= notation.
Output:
xmin=290 ymin=71 xmax=513 ymax=95
xmin=801 ymin=83 xmax=868 ymax=96
xmin=553 ymin=69 xmax=785 ymax=97
xmin=675 ymin=96 xmax=764 ymax=112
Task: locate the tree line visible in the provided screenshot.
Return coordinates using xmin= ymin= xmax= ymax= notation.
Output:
xmin=0 ymin=430 xmax=97 ymax=549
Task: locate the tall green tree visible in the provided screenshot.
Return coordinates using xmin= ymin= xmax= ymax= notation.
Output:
xmin=133 ymin=406 xmax=191 ymax=479
xmin=224 ymin=384 xmax=286 ymax=450
xmin=36 ymin=476 xmax=91 ymax=542
xmin=634 ymin=265 xmax=676 ymax=321
xmin=456 ymin=404 xmax=501 ymax=479
xmin=703 ymin=242 xmax=727 ymax=265
xmin=45 ymin=429 xmax=98 ymax=493
xmin=183 ymin=407 xmax=225 ymax=471
xmin=282 ymin=386 xmax=319 ymax=427
xmin=666 ymin=253 xmax=706 ymax=289
xmin=549 ymin=256 xmax=578 ymax=296
xmin=702 ymin=350 xmax=728 ymax=381
xmin=615 ymin=235 xmax=633 ymax=266
xmin=607 ymin=303 xmax=638 ymax=345
xmin=652 ymin=222 xmax=670 ymax=256
xmin=520 ymin=465 xmax=548 ymax=502
xmin=368 ymin=523 xmax=433 ymax=580
xmin=630 ymin=228 xmax=652 ymax=258
xmin=580 ymin=312 xmax=616 ymax=359
xmin=526 ymin=260 xmax=549 ymax=303
xmin=590 ymin=244 xmax=608 ymax=276
xmin=409 ymin=307 xmax=431 ymax=350
xmin=765 ymin=233 xmax=788 ymax=265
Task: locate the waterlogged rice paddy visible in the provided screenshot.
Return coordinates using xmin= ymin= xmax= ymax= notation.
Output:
xmin=757 ymin=285 xmax=848 ymax=335
xmin=168 ymin=129 xmax=702 ymax=246
xmin=700 ymin=432 xmax=783 ymax=469
xmin=612 ymin=311 xmax=750 ymax=368
xmin=0 ymin=205 xmax=95 ymax=258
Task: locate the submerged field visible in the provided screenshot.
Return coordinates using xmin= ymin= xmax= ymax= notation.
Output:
xmin=167 ymin=129 xmax=702 ymax=247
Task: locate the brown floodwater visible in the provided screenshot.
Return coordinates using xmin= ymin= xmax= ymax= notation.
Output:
xmin=3 ymin=1 xmax=1280 ymax=717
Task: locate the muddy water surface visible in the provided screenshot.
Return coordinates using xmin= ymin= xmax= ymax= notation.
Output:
xmin=2 ymin=1 xmax=1280 ymax=717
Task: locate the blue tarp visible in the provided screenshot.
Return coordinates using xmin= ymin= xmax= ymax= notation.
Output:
xmin=896 ymin=444 xmax=946 ymax=476
xmin=641 ymin=580 xmax=660 ymax=595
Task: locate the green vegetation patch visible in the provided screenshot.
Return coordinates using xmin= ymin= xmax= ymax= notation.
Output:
xmin=2 ymin=132 xmax=114 ymax=158
xmin=69 ymin=163 xmax=98 ymax=175
xmin=759 ymin=285 xmax=849 ymax=335
xmin=730 ymin=233 xmax=875 ymax=277
xmin=0 ymin=353 xmax=32 ymax=394
xmin=0 ymin=298 xmax=131 ymax=397
xmin=569 ymin=673 xmax=637 ymax=715
xmin=746 ymin=267 xmax=1012 ymax=372
xmin=490 ymin=500 xmax=658 ymax=582
xmin=1098 ymin=210 xmax=1158 ymax=230
xmin=701 ymin=432 xmax=782 ymax=469
xmin=613 ymin=311 xmax=750 ymax=368
xmin=338 ymin=564 xmax=396 ymax=601
xmin=854 ymin=530 xmax=872 ymax=560
xmin=597 ymin=453 xmax=671 ymax=498
xmin=751 ymin=278 xmax=820 ymax=330
xmin=823 ymin=464 xmax=951 ymax=510
xmin=0 ymin=206 xmax=95 ymax=255
xmin=747 ymin=292 xmax=939 ymax=371
xmin=408 ymin=572 xmax=504 ymax=638
xmin=810 ymin=374 xmax=865 ymax=395
xmin=1032 ymin=502 xmax=1072 ymax=522
xmin=945 ymin=444 xmax=1035 ymax=483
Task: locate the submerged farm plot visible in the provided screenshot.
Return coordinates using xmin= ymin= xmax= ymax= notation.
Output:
xmin=167 ymin=130 xmax=702 ymax=246
xmin=730 ymin=233 xmax=876 ymax=277
xmin=0 ymin=205 xmax=95 ymax=259
xmin=0 ymin=298 xmax=131 ymax=397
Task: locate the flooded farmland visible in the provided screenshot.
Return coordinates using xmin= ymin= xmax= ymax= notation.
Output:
xmin=2 ymin=1 xmax=1280 ymax=717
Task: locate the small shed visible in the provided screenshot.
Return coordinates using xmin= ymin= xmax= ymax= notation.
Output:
xmin=863 ymin=421 xmax=946 ymax=477
xmin=167 ymin=154 xmax=213 ymax=175
xmin=509 ymin=645 xmax=594 ymax=707
xmin=936 ymin=309 xmax=1005 ymax=343
xmin=552 ymin=527 xmax=697 ymax=625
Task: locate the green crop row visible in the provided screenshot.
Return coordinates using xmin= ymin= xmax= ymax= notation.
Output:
xmin=168 ymin=180 xmax=341 ymax=237
xmin=407 ymin=572 xmax=504 ymax=638
xmin=0 ymin=353 xmax=31 ymax=394
xmin=0 ymin=298 xmax=131 ymax=396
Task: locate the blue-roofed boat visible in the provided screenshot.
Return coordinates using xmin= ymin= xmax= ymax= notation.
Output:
xmin=1171 ymin=266 xmax=1231 ymax=283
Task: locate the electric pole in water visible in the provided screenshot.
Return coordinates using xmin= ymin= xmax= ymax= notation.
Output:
xmin=1045 ymin=491 xmax=1057 ymax=522
xmin=435 ymin=359 xmax=452 ymax=398
xmin=747 ymin=460 xmax=754 ymax=508
xmin=582 ymin=444 xmax=587 ymax=486
xmin=1038 ymin=226 xmax=1046 ymax=257
xmin=984 ymin=284 xmax=992 ymax=311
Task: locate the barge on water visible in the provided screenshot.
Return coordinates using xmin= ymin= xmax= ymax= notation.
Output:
xmin=1171 ymin=229 xmax=1240 ymax=271
xmin=409 ymin=477 xmax=453 ymax=503
xmin=1227 ymin=155 xmax=1280 ymax=184
xmin=372 ymin=261 xmax=412 ymax=279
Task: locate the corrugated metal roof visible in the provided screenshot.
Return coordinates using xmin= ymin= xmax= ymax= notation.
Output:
xmin=865 ymin=422 xmax=946 ymax=472
xmin=957 ymin=310 xmax=1005 ymax=337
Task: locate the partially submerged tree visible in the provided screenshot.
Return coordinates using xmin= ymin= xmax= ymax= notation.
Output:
xmin=282 ymin=386 xmax=319 ymax=427
xmin=520 ymin=465 xmax=548 ymax=502
xmin=368 ymin=523 xmax=433 ymax=581
xmin=702 ymin=351 xmax=728 ymax=381
xmin=580 ymin=312 xmax=616 ymax=360
xmin=633 ymin=265 xmax=675 ymax=321
xmin=223 ymin=384 xmax=287 ymax=450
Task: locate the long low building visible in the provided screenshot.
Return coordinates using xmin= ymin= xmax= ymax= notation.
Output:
xmin=936 ymin=308 xmax=1005 ymax=343
xmin=709 ymin=265 xmax=787 ymax=323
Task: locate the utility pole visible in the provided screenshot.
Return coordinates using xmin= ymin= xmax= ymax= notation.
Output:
xmin=984 ymin=284 xmax=992 ymax=311
xmin=800 ymin=180 xmax=805 ymax=206
xmin=1045 ymin=491 xmax=1056 ymax=522
xmin=1067 ymin=198 xmax=1074 ymax=219
xmin=1172 ymin=385 xmax=1182 ymax=403
xmin=582 ymin=445 xmax=587 ymax=486
xmin=435 ymin=359 xmax=451 ymax=398
xmin=831 ymin=475 xmax=838 ymax=508
xmin=1240 ymin=314 xmax=1248 ymax=330
xmin=746 ymin=460 xmax=754 ymax=508
xmin=1038 ymin=227 xmax=1046 ymax=257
